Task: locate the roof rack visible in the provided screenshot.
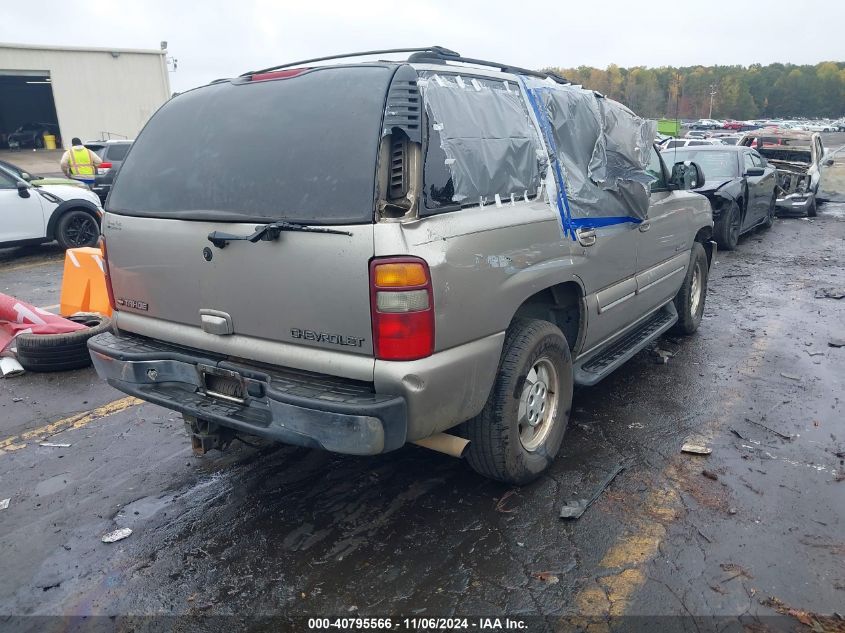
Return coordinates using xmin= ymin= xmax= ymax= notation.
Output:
xmin=241 ymin=46 xmax=569 ymax=84
xmin=241 ymin=46 xmax=461 ymax=77
xmin=407 ymin=50 xmax=569 ymax=84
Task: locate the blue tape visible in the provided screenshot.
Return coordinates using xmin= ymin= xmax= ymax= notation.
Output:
xmin=518 ymin=76 xmax=575 ymax=239
xmin=570 ymin=216 xmax=641 ymax=229
xmin=518 ymin=76 xmax=642 ymax=238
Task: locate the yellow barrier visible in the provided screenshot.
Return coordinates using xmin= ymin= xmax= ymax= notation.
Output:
xmin=59 ymin=247 xmax=113 ymax=317
xmin=43 ymin=134 xmax=57 ymax=150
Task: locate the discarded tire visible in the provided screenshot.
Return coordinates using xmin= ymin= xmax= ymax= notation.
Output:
xmin=14 ymin=314 xmax=112 ymax=372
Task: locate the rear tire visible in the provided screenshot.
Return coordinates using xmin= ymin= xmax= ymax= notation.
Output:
xmin=807 ymin=195 xmax=817 ymax=217
xmin=14 ymin=314 xmax=112 ymax=372
xmin=715 ymin=201 xmax=741 ymax=250
xmin=761 ymin=194 xmax=776 ymax=229
xmin=463 ymin=318 xmax=573 ymax=485
xmin=672 ymin=243 xmax=708 ymax=335
xmin=56 ymin=210 xmax=100 ymax=249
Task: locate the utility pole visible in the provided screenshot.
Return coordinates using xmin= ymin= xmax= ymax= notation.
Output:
xmin=708 ymin=83 xmax=717 ymax=119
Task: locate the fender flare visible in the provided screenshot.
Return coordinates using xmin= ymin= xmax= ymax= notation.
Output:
xmin=46 ymin=200 xmax=102 ymax=241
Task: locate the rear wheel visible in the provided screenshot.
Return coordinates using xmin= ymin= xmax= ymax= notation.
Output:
xmin=807 ymin=195 xmax=817 ymax=218
xmin=672 ymin=243 xmax=709 ymax=335
xmin=715 ymin=201 xmax=741 ymax=250
xmin=463 ymin=318 xmax=573 ymax=485
xmin=56 ymin=210 xmax=99 ymax=249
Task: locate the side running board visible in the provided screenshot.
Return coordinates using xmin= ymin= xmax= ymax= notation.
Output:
xmin=573 ymin=304 xmax=678 ymax=387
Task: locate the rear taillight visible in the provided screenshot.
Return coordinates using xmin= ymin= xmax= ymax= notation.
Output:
xmin=97 ymin=162 xmax=112 ymax=175
xmin=99 ymin=236 xmax=116 ymax=311
xmin=370 ymin=257 xmax=434 ymax=361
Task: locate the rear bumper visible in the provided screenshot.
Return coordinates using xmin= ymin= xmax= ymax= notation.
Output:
xmin=775 ymin=192 xmax=814 ymax=216
xmin=88 ymin=331 xmax=407 ymax=455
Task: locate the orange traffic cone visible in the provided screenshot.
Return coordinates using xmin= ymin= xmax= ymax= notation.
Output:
xmin=59 ymin=247 xmax=113 ymax=317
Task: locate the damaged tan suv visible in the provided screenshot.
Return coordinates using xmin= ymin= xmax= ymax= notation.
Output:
xmin=89 ymin=47 xmax=714 ymax=484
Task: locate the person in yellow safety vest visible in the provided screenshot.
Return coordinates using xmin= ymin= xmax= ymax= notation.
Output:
xmin=60 ymin=137 xmax=102 ymax=186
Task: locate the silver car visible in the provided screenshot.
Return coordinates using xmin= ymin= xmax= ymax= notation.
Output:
xmin=89 ymin=48 xmax=713 ymax=484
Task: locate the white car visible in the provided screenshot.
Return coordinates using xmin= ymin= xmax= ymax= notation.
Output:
xmin=802 ymin=122 xmax=836 ymax=132
xmin=0 ymin=166 xmax=104 ymax=249
xmin=692 ymin=118 xmax=722 ymax=129
xmin=662 ymin=138 xmax=725 ymax=150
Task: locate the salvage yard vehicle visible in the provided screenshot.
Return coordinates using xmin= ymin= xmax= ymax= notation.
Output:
xmin=0 ymin=164 xmax=103 ymax=249
xmin=84 ymin=140 xmax=134 ymax=204
xmin=88 ymin=47 xmax=714 ymax=484
xmin=6 ymin=122 xmax=59 ymax=149
xmin=661 ymin=145 xmax=776 ymax=250
xmin=0 ymin=158 xmax=89 ymax=189
xmin=739 ymin=128 xmax=831 ymax=217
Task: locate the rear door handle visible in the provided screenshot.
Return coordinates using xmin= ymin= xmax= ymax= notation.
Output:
xmin=576 ymin=228 xmax=597 ymax=247
xmin=638 ymin=221 xmax=652 ymax=232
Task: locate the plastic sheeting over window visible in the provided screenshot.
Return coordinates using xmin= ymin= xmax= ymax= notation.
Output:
xmin=520 ymin=76 xmax=657 ymax=237
xmin=419 ymin=73 xmax=545 ymax=212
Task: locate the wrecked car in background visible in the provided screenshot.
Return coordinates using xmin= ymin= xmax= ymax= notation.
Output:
xmin=661 ymin=145 xmax=776 ymax=250
xmin=88 ymin=47 xmax=713 ymax=485
xmin=740 ymin=128 xmax=833 ymax=217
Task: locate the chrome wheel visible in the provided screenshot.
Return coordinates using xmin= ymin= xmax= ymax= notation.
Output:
xmin=690 ymin=262 xmax=703 ymax=317
xmin=517 ymin=357 xmax=559 ymax=452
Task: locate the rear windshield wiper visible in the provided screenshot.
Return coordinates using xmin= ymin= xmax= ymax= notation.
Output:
xmin=208 ymin=219 xmax=352 ymax=248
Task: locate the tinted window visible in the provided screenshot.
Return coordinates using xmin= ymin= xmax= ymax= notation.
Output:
xmin=689 ymin=140 xmax=707 ymax=146
xmin=0 ymin=161 xmax=23 ymax=178
xmin=665 ymin=140 xmax=684 ymax=149
xmin=743 ymin=153 xmax=755 ymax=171
xmin=750 ymin=153 xmax=764 ymax=167
xmin=670 ymin=150 xmax=738 ymax=180
xmin=105 ymin=144 xmax=131 ymax=161
xmin=0 ymin=168 xmax=17 ymax=189
xmin=109 ymin=66 xmax=392 ymax=224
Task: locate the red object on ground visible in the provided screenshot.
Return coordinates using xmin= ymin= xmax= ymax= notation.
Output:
xmin=0 ymin=293 xmax=85 ymax=352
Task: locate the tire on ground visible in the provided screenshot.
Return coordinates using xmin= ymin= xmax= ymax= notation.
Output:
xmin=463 ymin=318 xmax=573 ymax=485
xmin=672 ymin=242 xmax=709 ymax=335
xmin=761 ymin=194 xmax=776 ymax=229
xmin=715 ymin=201 xmax=740 ymax=250
xmin=14 ymin=314 xmax=112 ymax=372
xmin=56 ymin=209 xmax=100 ymax=250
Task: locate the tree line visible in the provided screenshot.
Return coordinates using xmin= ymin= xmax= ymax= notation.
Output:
xmin=543 ymin=62 xmax=845 ymax=120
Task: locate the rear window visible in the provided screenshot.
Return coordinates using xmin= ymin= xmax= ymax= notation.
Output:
xmin=108 ymin=65 xmax=393 ymax=224
xmin=105 ymin=144 xmax=131 ymax=161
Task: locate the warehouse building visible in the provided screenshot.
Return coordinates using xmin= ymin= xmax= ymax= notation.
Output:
xmin=0 ymin=42 xmax=171 ymax=149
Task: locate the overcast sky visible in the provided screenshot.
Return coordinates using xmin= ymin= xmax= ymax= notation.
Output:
xmin=2 ymin=0 xmax=843 ymax=93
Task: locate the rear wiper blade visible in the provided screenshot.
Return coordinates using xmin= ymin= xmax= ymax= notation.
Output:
xmin=208 ymin=219 xmax=352 ymax=248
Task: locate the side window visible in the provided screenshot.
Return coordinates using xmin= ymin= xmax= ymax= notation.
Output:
xmin=646 ymin=146 xmax=667 ymax=191
xmin=0 ymin=170 xmax=18 ymax=190
xmin=689 ymin=140 xmax=706 ymax=146
xmin=750 ymin=152 xmax=764 ymax=167
xmin=743 ymin=153 xmax=755 ymax=172
xmin=420 ymin=73 xmax=544 ymax=213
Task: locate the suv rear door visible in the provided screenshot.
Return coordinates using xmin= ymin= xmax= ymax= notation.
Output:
xmin=104 ymin=65 xmax=398 ymax=376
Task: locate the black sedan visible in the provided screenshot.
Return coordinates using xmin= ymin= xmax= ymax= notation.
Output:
xmin=661 ymin=145 xmax=777 ymax=250
xmin=6 ymin=122 xmax=59 ymax=149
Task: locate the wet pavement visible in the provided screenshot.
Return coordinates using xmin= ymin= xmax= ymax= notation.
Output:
xmin=1 ymin=201 xmax=844 ymax=630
